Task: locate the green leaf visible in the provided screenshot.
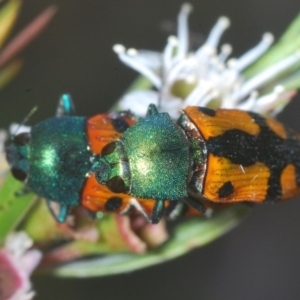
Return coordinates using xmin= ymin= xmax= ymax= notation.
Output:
xmin=277 ymin=68 xmax=300 ymax=91
xmin=0 ymin=0 xmax=21 ymax=49
xmin=111 ymin=76 xmax=153 ymax=112
xmin=0 ymin=59 xmax=22 ymax=90
xmin=43 ymin=205 xmax=248 ymax=277
xmin=20 ymin=199 xmax=66 ymax=243
xmin=243 ymin=12 xmax=300 ymax=79
xmin=126 ymin=75 xmax=153 ymax=92
xmin=0 ymin=174 xmax=36 ymax=244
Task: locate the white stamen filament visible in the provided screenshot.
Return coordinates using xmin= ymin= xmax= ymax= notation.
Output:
xmin=235 ymin=52 xmax=300 ymax=101
xmin=205 ymin=16 xmax=230 ymax=49
xmin=237 ymin=91 xmax=259 ymax=110
xmin=177 ymin=3 xmax=192 ymax=56
xmin=255 ymin=86 xmax=285 ymax=107
xmin=235 ymin=33 xmax=274 ymax=72
xmin=201 ymin=90 xmax=220 ymax=106
xmin=167 ymin=57 xmax=196 ymax=84
xmin=219 ymin=44 xmax=232 ymax=62
xmin=163 ymin=36 xmax=178 ymax=72
xmin=184 ymin=81 xmax=213 ymax=106
xmin=127 ymin=48 xmax=138 ymax=56
xmin=113 ymin=44 xmax=162 ymax=88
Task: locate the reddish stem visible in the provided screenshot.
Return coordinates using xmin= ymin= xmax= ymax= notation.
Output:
xmin=0 ymin=5 xmax=57 ymax=68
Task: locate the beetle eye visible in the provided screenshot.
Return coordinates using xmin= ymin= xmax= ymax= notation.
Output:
xmin=11 ymin=167 xmax=27 ymax=182
xmin=106 ymin=176 xmax=127 ymax=193
xmin=14 ymin=132 xmax=31 ymax=146
xmin=101 ymin=142 xmax=116 ymax=156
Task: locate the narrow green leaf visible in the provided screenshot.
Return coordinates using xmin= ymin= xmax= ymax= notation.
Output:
xmin=243 ymin=12 xmax=300 ymax=79
xmin=0 ymin=59 xmax=22 ymax=90
xmin=44 ymin=206 xmax=249 ymax=277
xmin=277 ymin=68 xmax=300 ymax=91
xmin=0 ymin=0 xmax=21 ymax=49
xmin=0 ymin=174 xmax=36 ymax=244
xmin=278 ymin=12 xmax=300 ymax=43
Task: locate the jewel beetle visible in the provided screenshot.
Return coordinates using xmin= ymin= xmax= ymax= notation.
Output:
xmin=6 ymin=94 xmax=204 ymax=223
xmin=6 ymin=94 xmax=300 ymax=223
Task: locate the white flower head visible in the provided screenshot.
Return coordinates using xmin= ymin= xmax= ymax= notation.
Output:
xmin=114 ymin=3 xmax=300 ymax=119
xmin=0 ymin=232 xmax=42 ymax=300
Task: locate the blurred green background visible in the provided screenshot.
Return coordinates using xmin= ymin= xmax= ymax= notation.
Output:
xmin=1 ymin=0 xmax=300 ymax=299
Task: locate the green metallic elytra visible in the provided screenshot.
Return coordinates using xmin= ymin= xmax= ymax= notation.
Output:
xmin=28 ymin=117 xmax=91 ymax=206
xmin=6 ymin=94 xmax=83 ymax=222
xmin=96 ymin=104 xmax=190 ymax=222
xmin=121 ymin=106 xmax=189 ymax=200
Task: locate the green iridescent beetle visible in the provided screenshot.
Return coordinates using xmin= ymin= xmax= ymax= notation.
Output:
xmin=94 ymin=103 xmax=203 ymax=223
xmin=5 ymin=97 xmax=206 ymax=223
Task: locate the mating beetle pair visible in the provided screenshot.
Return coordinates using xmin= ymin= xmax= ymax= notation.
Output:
xmin=6 ymin=94 xmax=300 ymax=223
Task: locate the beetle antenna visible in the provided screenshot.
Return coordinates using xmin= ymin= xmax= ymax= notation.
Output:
xmin=11 ymin=105 xmax=38 ymax=139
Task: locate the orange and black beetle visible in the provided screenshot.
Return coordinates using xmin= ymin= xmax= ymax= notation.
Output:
xmin=6 ymin=95 xmax=300 ymax=223
xmin=185 ymin=106 xmax=300 ymax=205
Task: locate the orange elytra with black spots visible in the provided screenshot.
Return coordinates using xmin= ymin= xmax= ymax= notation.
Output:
xmin=184 ymin=106 xmax=300 ymax=204
xmin=6 ymin=94 xmax=300 ymax=224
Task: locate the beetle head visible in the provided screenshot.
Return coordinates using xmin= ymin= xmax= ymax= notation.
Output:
xmin=6 ymin=132 xmax=31 ymax=182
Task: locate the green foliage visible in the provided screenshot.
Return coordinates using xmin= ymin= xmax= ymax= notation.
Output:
xmin=0 ymin=174 xmax=36 ymax=244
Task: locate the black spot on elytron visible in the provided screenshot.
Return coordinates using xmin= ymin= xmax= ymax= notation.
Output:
xmin=205 ymin=111 xmax=300 ymax=202
xmin=106 ymin=176 xmax=127 ymax=193
xmin=101 ymin=142 xmax=116 ymax=156
xmin=218 ymin=181 xmax=234 ymax=198
xmin=105 ymin=197 xmax=123 ymax=211
xmin=111 ymin=117 xmax=129 ymax=133
xmin=198 ymin=107 xmax=216 ymax=117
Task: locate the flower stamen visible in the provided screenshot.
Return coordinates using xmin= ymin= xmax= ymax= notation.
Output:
xmin=113 ymin=44 xmax=162 ymax=89
xmin=236 ymin=51 xmax=300 ymax=101
xmin=115 ymin=3 xmax=300 ymax=119
xmin=235 ymin=33 xmax=274 ymax=72
xmin=177 ymin=3 xmax=193 ymax=56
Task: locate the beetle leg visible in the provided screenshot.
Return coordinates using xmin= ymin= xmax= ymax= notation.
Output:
xmin=151 ymin=199 xmax=165 ymax=224
xmin=146 ymin=104 xmax=159 ymax=116
xmin=56 ymin=94 xmax=75 ymax=117
xmin=46 ymin=199 xmax=70 ymax=223
xmin=182 ymin=197 xmax=207 ymax=214
xmin=166 ymin=201 xmax=187 ymax=220
xmin=126 ymin=198 xmax=152 ymax=222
